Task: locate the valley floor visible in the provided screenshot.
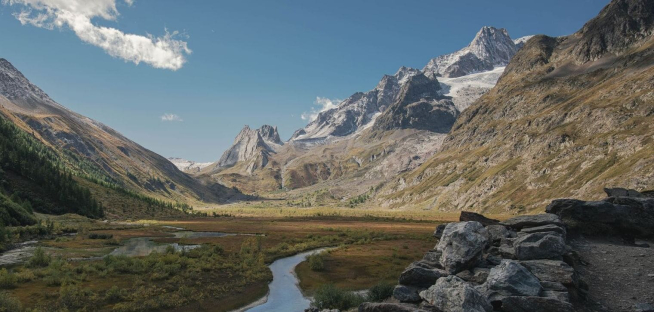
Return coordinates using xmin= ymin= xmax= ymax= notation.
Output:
xmin=0 ymin=209 xmax=460 ymax=311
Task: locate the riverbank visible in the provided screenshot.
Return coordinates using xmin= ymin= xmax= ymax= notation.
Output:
xmin=0 ymin=213 xmax=438 ymax=311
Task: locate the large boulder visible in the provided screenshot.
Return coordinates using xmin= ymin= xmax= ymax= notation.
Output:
xmin=604 ymin=187 xmax=644 ymax=198
xmin=398 ymin=262 xmax=448 ymax=288
xmin=518 ymin=224 xmax=566 ymax=238
xmin=392 ymin=285 xmax=423 ymax=303
xmin=456 ymin=268 xmax=490 ymax=284
xmin=422 ymin=250 xmax=443 ymax=268
xmin=486 ymin=225 xmax=515 ymax=244
xmin=519 ymin=260 xmax=575 ymax=285
xmin=433 ymin=224 xmax=447 ymax=239
xmin=481 ymin=260 xmax=542 ymax=301
xmin=546 ymin=197 xmax=654 ymax=237
xmin=358 ymin=302 xmax=431 ymax=312
xmin=420 ymin=276 xmax=493 ymax=312
xmin=459 ymin=211 xmax=499 ymax=226
xmin=500 ymin=214 xmax=563 ymax=230
xmin=437 ymin=222 xmax=489 ymax=274
xmin=499 ymin=296 xmax=574 ymax=312
xmin=513 ymin=232 xmax=566 ymax=260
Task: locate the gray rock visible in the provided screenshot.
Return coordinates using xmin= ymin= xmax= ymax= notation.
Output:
xmin=513 ymin=232 xmax=566 ymax=260
xmin=518 ymin=224 xmax=566 ymax=237
xmin=459 ymin=211 xmax=499 ymax=226
xmin=392 ymin=285 xmax=423 ymax=303
xmin=482 ymin=260 xmax=542 ymax=301
xmin=499 ymin=296 xmax=574 ymax=312
xmin=486 ymin=225 xmax=514 ymax=244
xmin=437 ymin=222 xmax=489 ymax=274
xmin=604 ymin=187 xmax=644 ymax=198
xmin=423 ymin=250 xmax=443 ymax=269
xmin=433 ymin=224 xmax=447 ymax=239
xmin=519 ymin=260 xmax=575 ymax=285
xmin=456 ymin=268 xmax=490 ymax=284
xmin=500 ymin=214 xmax=563 ymax=230
xmin=542 ymin=290 xmax=570 ymax=303
xmin=546 ymin=197 xmax=654 ymax=237
xmin=635 ymin=303 xmax=654 ymax=312
xmin=399 ymin=263 xmax=448 ymax=288
xmin=358 ymin=302 xmax=431 ymax=312
xmin=420 ymin=276 xmax=493 ymax=312
xmin=539 ymin=281 xmax=567 ymax=292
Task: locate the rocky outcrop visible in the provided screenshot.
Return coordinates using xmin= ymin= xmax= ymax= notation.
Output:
xmin=214 ymin=125 xmax=282 ymax=174
xmin=436 ymin=221 xmax=489 ymax=274
xmin=376 ymin=209 xmax=583 ymax=312
xmin=546 ymin=191 xmax=654 ymax=238
xmin=292 ymin=26 xmax=523 ymax=142
xmin=373 ymin=74 xmax=458 ymax=133
xmin=423 ymin=27 xmax=519 ymax=79
xmin=420 ymin=275 xmax=493 ymax=312
xmin=379 ymin=0 xmax=654 ymax=212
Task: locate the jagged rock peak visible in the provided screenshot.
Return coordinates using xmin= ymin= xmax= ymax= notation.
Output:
xmin=217 ymin=124 xmax=281 ymax=169
xmin=572 ymin=0 xmax=654 ymax=62
xmin=258 ymin=124 xmax=283 ymax=145
xmin=0 ymin=58 xmax=53 ymax=103
xmin=423 ymin=26 xmax=518 ymax=78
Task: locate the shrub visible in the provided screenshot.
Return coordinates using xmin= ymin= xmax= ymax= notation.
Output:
xmin=0 ymin=269 xmax=17 ymax=289
xmin=0 ymin=291 xmax=22 ymax=312
xmin=307 ymin=253 xmax=325 ymax=271
xmin=366 ymin=282 xmax=394 ymax=302
xmin=27 ymin=247 xmax=51 ymax=268
xmin=88 ymin=233 xmax=113 ymax=239
xmin=311 ymin=284 xmax=365 ymax=310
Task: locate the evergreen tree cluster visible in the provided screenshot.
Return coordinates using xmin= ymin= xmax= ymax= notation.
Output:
xmin=0 ymin=116 xmax=103 ymax=225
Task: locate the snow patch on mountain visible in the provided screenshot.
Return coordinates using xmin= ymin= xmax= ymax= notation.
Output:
xmin=168 ymin=158 xmax=212 ymax=172
xmin=438 ymin=66 xmax=505 ymax=111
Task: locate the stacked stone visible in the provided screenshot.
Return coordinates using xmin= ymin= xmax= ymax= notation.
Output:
xmin=360 ymin=212 xmax=579 ymax=312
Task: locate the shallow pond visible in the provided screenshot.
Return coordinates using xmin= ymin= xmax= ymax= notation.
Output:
xmin=0 ymin=241 xmax=38 ymax=266
xmin=108 ymin=237 xmax=200 ymax=257
xmin=244 ymin=248 xmax=327 ymax=312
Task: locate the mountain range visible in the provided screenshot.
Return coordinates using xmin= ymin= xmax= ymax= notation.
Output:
xmin=1 ymin=0 xmax=652 ymax=217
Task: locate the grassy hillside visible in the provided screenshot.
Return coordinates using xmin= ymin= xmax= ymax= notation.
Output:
xmin=378 ymin=4 xmax=654 ymax=213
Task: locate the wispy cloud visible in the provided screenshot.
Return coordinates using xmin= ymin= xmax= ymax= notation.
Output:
xmin=161 ymin=113 xmax=183 ymax=122
xmin=3 ymin=0 xmax=191 ymax=70
xmin=301 ymin=97 xmax=341 ymax=122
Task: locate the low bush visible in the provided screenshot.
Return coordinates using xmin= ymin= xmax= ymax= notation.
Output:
xmin=0 ymin=269 xmax=17 ymax=289
xmin=0 ymin=291 xmax=22 ymax=312
xmin=366 ymin=282 xmax=394 ymax=302
xmin=311 ymin=284 xmax=365 ymax=310
xmin=307 ymin=252 xmax=325 ymax=271
xmin=26 ymin=247 xmax=51 ymax=268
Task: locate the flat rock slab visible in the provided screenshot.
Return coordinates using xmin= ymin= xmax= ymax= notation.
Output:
xmin=358 ymin=302 xmax=431 ymax=312
xmin=500 ymin=296 xmax=574 ymax=312
xmin=420 ymin=275 xmax=493 ymax=312
xmin=513 ymin=232 xmax=566 ymax=260
xmin=393 ymin=285 xmax=423 ymax=303
xmin=398 ymin=263 xmax=448 ymax=288
xmin=519 ymin=224 xmax=566 ymax=237
xmin=482 ymin=260 xmax=542 ymax=300
xmin=460 ymin=211 xmax=500 ymax=226
xmin=519 ymin=259 xmax=575 ymax=285
xmin=500 ymin=213 xmax=563 ymax=230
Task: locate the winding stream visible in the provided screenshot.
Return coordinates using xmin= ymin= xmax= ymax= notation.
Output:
xmin=243 ymin=248 xmax=327 ymax=312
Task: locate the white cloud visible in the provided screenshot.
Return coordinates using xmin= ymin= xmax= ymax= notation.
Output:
xmin=160 ymin=113 xmax=182 ymax=122
xmin=3 ymin=0 xmax=191 ymax=70
xmin=301 ymin=97 xmax=341 ymax=122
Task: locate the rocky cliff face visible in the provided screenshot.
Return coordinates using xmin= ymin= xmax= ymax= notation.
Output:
xmin=214 ymin=125 xmax=282 ymax=174
xmin=0 ymin=58 xmax=239 ymax=203
xmin=379 ymin=0 xmax=654 ymax=212
xmin=291 ymin=66 xmax=420 ymax=141
xmin=291 ymin=27 xmax=524 ymax=142
xmin=373 ymin=74 xmax=458 ymax=132
xmin=422 ymin=27 xmax=519 ymax=79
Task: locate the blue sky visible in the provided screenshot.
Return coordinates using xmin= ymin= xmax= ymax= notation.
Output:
xmin=0 ymin=0 xmax=610 ymax=162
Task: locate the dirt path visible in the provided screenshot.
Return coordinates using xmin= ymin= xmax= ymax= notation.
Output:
xmin=570 ymin=236 xmax=654 ymax=312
